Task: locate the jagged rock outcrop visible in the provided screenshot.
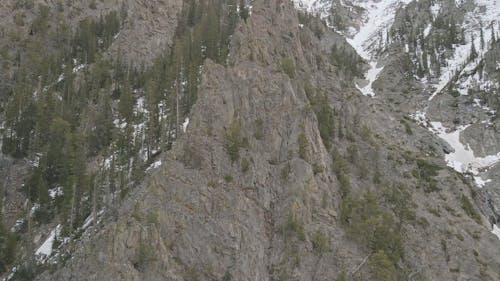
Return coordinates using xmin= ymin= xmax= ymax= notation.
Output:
xmin=34 ymin=1 xmax=500 ymax=280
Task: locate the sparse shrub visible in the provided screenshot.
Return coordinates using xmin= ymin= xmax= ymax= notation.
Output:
xmin=241 ymin=158 xmax=250 ymax=173
xmin=336 ymin=270 xmax=347 ymax=281
xmin=208 ymin=180 xmax=218 ymax=188
xmin=461 ymin=195 xmax=481 ymax=223
xmin=312 ymin=230 xmax=329 ymax=254
xmin=338 ymin=173 xmax=350 ymax=198
xmin=224 ymin=175 xmax=233 ymax=182
xmin=400 ymin=119 xmax=413 ymax=135
xmin=254 ymin=118 xmax=264 ymax=140
xmin=183 ymin=268 xmax=199 ymax=281
xmin=283 ymin=215 xmax=305 ymax=241
xmin=341 ymin=193 xmax=403 ymax=264
xmin=298 ymin=131 xmax=308 ymax=161
xmin=281 ymin=58 xmax=296 ymax=79
xmin=13 ymin=13 xmax=25 ymax=26
xmin=133 ymin=241 xmax=156 ymax=272
xmin=308 ymin=93 xmax=335 ymax=149
xmin=146 ymin=211 xmax=159 ymax=225
xmin=312 ymin=163 xmax=323 ymax=175
xmin=347 ymin=144 xmax=358 ymax=163
xmin=416 ymin=159 xmax=441 ymax=192
xmin=225 ymin=119 xmax=242 ymax=162
xmin=332 ymin=148 xmax=350 ymax=177
xmin=281 ymin=163 xmax=291 ymax=181
xmin=222 ymin=271 xmax=232 ymax=281
xmin=369 ymin=250 xmax=396 ymax=281
xmin=383 ymin=183 xmax=416 ymax=223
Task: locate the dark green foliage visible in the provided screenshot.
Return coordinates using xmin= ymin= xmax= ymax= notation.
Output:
xmin=341 ymin=193 xmax=403 ymax=264
xmin=383 ymin=183 xmax=416 ymax=223
xmin=332 ymin=148 xmax=351 ymax=197
xmin=307 ymin=90 xmax=335 ymax=149
xmin=222 ymin=271 xmax=232 ymax=281
xmin=461 ymin=195 xmax=481 ymax=223
xmin=73 ymin=11 xmax=121 ymax=63
xmin=31 ymin=4 xmax=50 ymax=35
xmin=282 ymin=215 xmax=306 ymax=241
xmin=133 ymin=241 xmax=156 ymax=272
xmin=330 ymin=44 xmax=362 ymax=77
xmin=254 ymin=118 xmax=264 ymax=140
xmin=239 ymin=0 xmax=249 ymax=22
xmin=0 ymin=221 xmax=17 ymax=274
xmin=225 ymin=119 xmax=242 ymax=162
xmin=0 ymin=0 xmax=242 ymax=262
xmin=400 ymin=119 xmax=413 ymax=135
xmin=415 ymin=159 xmax=441 ymax=192
xmin=298 ymin=131 xmax=308 ymax=160
xmin=10 ymin=262 xmax=36 ymax=281
xmin=369 ymin=250 xmax=396 ymax=281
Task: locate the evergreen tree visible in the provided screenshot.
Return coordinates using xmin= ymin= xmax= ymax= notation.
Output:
xmin=239 ymin=0 xmax=249 ymax=23
xmin=480 ymin=22 xmax=485 ymax=50
xmin=470 ymin=34 xmax=478 ymax=60
xmin=491 ymin=24 xmax=496 ymax=44
xmin=118 ymin=79 xmax=135 ymax=123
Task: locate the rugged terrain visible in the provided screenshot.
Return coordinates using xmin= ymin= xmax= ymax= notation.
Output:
xmin=1 ymin=0 xmax=500 ymax=280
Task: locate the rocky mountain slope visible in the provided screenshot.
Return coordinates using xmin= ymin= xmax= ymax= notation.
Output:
xmin=1 ymin=0 xmax=500 ymax=280
xmin=296 ymin=0 xmax=500 ymax=228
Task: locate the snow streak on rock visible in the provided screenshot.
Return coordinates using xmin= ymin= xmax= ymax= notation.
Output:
xmin=429 ymin=122 xmax=500 ymax=176
xmin=345 ymin=0 xmax=412 ymax=96
xmin=292 ymin=0 xmax=331 ymax=19
xmin=493 ymin=224 xmax=500 ymax=240
xmin=414 ymin=0 xmax=500 ymax=189
xmin=35 ymin=225 xmax=61 ymax=258
xmin=428 ymin=0 xmax=499 ymax=101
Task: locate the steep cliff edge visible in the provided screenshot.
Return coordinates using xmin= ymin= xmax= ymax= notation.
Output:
xmin=31 ymin=1 xmax=500 ymax=281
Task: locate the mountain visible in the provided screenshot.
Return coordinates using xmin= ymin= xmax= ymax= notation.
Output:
xmin=0 ymin=0 xmax=499 ymax=280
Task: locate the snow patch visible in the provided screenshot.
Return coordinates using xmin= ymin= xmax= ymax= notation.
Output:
xmin=346 ymin=0 xmax=412 ymax=97
xmin=182 ymin=117 xmax=190 ymax=133
xmin=423 ymin=24 xmax=432 ymax=38
xmin=72 ymin=64 xmax=85 ymax=73
xmin=147 ymin=160 xmax=162 ymax=171
xmin=493 ymin=224 xmax=500 ymax=240
xmin=474 ymin=176 xmax=491 ymax=188
xmin=430 ymin=2 xmax=441 ymax=19
xmin=49 ymin=186 xmax=64 ymax=199
xmin=428 ymin=0 xmax=499 ymax=101
xmin=35 ymin=225 xmax=61 ymax=258
xmin=429 ymin=121 xmax=500 ymax=179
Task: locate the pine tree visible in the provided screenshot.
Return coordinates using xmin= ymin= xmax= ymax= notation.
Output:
xmin=480 ymin=22 xmax=485 ymax=50
xmin=118 ymin=79 xmax=135 ymax=123
xmin=239 ymin=0 xmax=249 ymax=23
xmin=470 ymin=34 xmax=478 ymax=60
xmin=491 ymin=23 xmax=496 ymax=44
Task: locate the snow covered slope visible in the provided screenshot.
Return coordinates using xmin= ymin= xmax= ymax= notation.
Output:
xmin=346 ymin=0 xmax=412 ymax=96
xmin=293 ymin=0 xmax=413 ymax=96
xmin=293 ymin=0 xmax=500 ymax=237
xmin=428 ymin=0 xmax=500 ymax=101
xmin=293 ymin=0 xmax=330 ymax=16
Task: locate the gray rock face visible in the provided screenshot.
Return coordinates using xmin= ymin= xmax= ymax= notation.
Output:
xmin=0 ymin=0 xmax=182 ymax=67
xmin=34 ymin=0 xmax=500 ymax=281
